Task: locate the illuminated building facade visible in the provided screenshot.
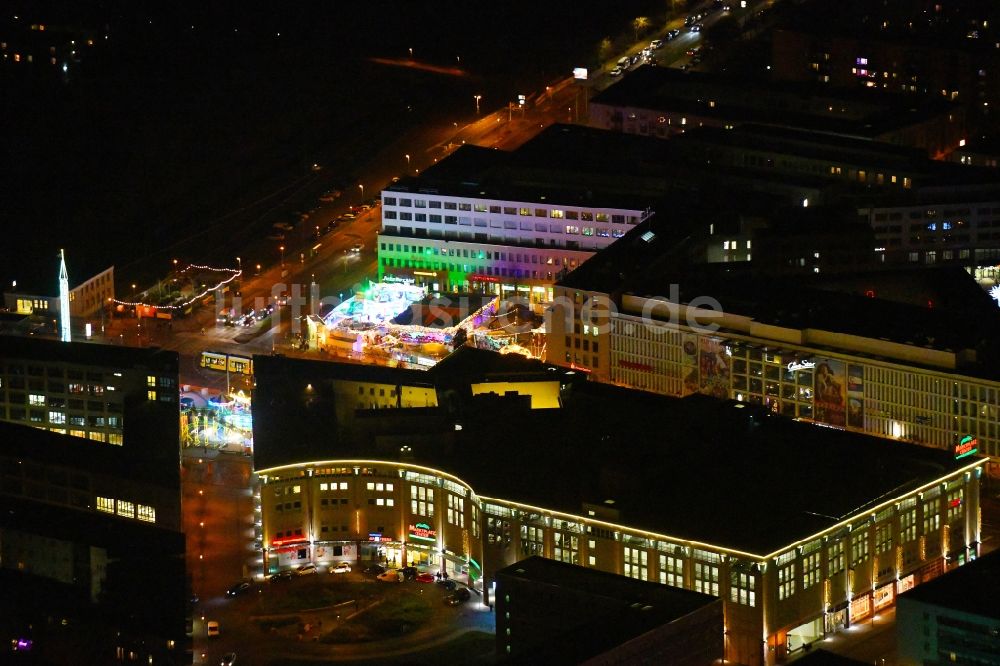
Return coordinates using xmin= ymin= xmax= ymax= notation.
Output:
xmin=548 ymin=215 xmax=1000 ymax=468
xmin=4 ymin=264 xmax=114 ymax=321
xmin=252 ymin=375 xmax=985 ymax=666
xmin=377 ymin=126 xmax=666 ymax=307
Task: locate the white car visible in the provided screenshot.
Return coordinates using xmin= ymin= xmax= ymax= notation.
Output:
xmin=329 ymin=562 xmax=352 ymax=574
xmin=610 ymin=66 xmax=624 ymax=77
xmin=296 ymin=563 xmax=318 ymax=575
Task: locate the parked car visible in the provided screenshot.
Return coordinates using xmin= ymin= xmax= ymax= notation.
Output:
xmin=444 ymin=588 xmax=472 ymax=605
xmin=415 ymin=572 xmax=435 ymax=583
xmin=329 ymin=562 xmax=351 ymax=574
xmin=649 ymin=38 xmax=663 ymax=49
xmin=269 ymin=570 xmax=294 ymax=583
xmin=220 ymin=653 xmax=237 ymax=666
xmin=337 ymin=212 xmax=357 ymax=222
xmin=399 ymin=566 xmax=418 ymax=581
xmin=377 ymin=570 xmax=402 ymax=583
xmin=207 ymin=621 xmax=220 ymax=638
xmin=296 ymin=563 xmax=318 ymax=576
xmin=266 ymin=232 xmax=285 ymax=241
xmin=272 ymin=221 xmax=293 ymax=231
xmin=436 ymin=578 xmax=457 ymax=591
xmin=226 ymin=581 xmax=250 ymax=597
xmin=610 ymin=66 xmax=623 ymax=77
xmin=363 ymin=564 xmax=386 ymax=577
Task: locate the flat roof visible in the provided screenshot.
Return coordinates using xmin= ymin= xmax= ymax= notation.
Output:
xmin=899 ymin=550 xmax=1000 ymax=620
xmin=592 ymin=66 xmax=958 ymax=139
xmin=252 ymin=356 xmax=981 ymax=556
xmin=386 ymin=124 xmax=679 ymax=211
xmin=558 ymin=213 xmax=1000 ymax=371
xmin=498 ymin=556 xmax=716 ymax=614
xmin=0 ymin=334 xmax=179 ymax=372
xmin=0 ymin=419 xmax=178 ymax=489
xmin=498 ymin=555 xmax=718 ymax=661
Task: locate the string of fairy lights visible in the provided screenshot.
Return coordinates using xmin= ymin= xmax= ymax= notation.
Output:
xmin=111 ymin=263 xmax=241 ymax=310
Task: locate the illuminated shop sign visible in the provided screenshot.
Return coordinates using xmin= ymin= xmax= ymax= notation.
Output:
xmin=955 ymin=435 xmax=978 ymax=459
xmin=408 ymin=522 xmax=437 ymax=542
xmin=368 ymin=533 xmax=392 ymax=543
xmin=619 ymin=359 xmax=653 ymax=372
xmin=469 ymin=274 xmax=501 ymax=283
xmin=786 ymin=360 xmax=815 ymax=373
xmin=270 ymin=537 xmax=308 ymax=547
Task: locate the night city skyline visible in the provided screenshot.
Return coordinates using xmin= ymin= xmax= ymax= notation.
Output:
xmin=3 ymin=1 xmax=1000 ymax=665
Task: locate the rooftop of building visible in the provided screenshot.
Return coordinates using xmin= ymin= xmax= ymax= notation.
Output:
xmin=498 ymin=556 xmax=716 ymax=614
xmin=592 ymin=66 xmax=960 ymax=140
xmin=0 ymin=418 xmax=181 ymax=497
xmin=0 ymin=334 xmax=179 ymax=372
xmin=498 ymin=556 xmax=719 ymax=662
xmin=252 ymin=355 xmax=981 ymax=557
xmin=385 ymin=124 xmax=679 ymax=211
xmin=898 ymin=550 xmax=1000 ymax=619
xmin=558 ymin=211 xmax=1000 ymax=371
xmin=775 ymin=0 xmax=1000 ymax=51
xmin=677 ymin=125 xmax=1000 ymax=190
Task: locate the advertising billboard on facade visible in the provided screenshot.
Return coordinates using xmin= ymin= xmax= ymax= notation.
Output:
xmin=699 ymin=337 xmax=731 ymax=399
xmin=814 ymin=359 xmax=847 ymax=426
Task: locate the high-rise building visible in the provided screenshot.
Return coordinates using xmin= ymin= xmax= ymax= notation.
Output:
xmin=0 ymin=336 xmax=185 ymax=663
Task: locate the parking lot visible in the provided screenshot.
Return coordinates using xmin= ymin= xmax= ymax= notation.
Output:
xmin=197 ymin=565 xmax=496 ymax=665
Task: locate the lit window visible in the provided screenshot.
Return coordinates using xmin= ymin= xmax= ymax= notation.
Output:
xmin=147 ymin=375 xmax=156 ymax=387
xmin=339 ymin=482 xmax=348 ymax=490
xmin=137 ymin=505 xmax=156 ymax=523
xmin=29 ymin=394 xmax=45 ymax=406
xmin=147 ymin=390 xmax=156 ymax=401
xmin=97 ymin=497 xmax=115 ymax=513
xmin=116 ymin=500 xmax=135 ymax=518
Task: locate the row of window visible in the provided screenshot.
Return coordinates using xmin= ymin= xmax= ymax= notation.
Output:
xmin=382 ymin=196 xmax=635 ymax=224
xmin=96 ymin=496 xmax=156 ymax=523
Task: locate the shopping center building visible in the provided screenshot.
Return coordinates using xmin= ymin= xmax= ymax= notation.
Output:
xmin=547 ymin=211 xmax=1000 ymax=470
xmin=252 ymin=353 xmax=984 ymax=665
xmin=377 ymin=125 xmax=668 ymax=307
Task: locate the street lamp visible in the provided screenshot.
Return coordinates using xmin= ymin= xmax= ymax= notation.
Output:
xmin=279 ymin=245 xmax=285 ymax=267
xmin=358 ymin=183 xmax=364 ymax=204
xmin=474 ymin=94 xmax=482 ymax=115
xmin=408 ymin=47 xmax=413 ymax=58
xmin=256 ymin=263 xmax=261 ymax=276
xmin=131 ymin=283 xmax=137 ymax=302
xmin=405 ymin=154 xmax=411 ymax=170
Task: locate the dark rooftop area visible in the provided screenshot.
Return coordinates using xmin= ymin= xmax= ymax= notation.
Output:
xmin=0 ymin=334 xmax=179 ymax=371
xmin=386 ymin=124 xmax=677 ymax=211
xmin=559 ymin=212 xmax=1000 ymax=371
xmin=252 ymin=355 xmax=981 ymax=556
xmin=498 ymin=555 xmax=719 ymax=663
xmin=898 ymin=550 xmax=1000 ymax=619
xmin=592 ymin=66 xmax=960 ymax=141
xmin=498 ymin=556 xmax=716 ymax=615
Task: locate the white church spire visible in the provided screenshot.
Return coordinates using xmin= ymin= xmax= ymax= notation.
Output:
xmin=59 ymin=249 xmax=71 ymax=342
